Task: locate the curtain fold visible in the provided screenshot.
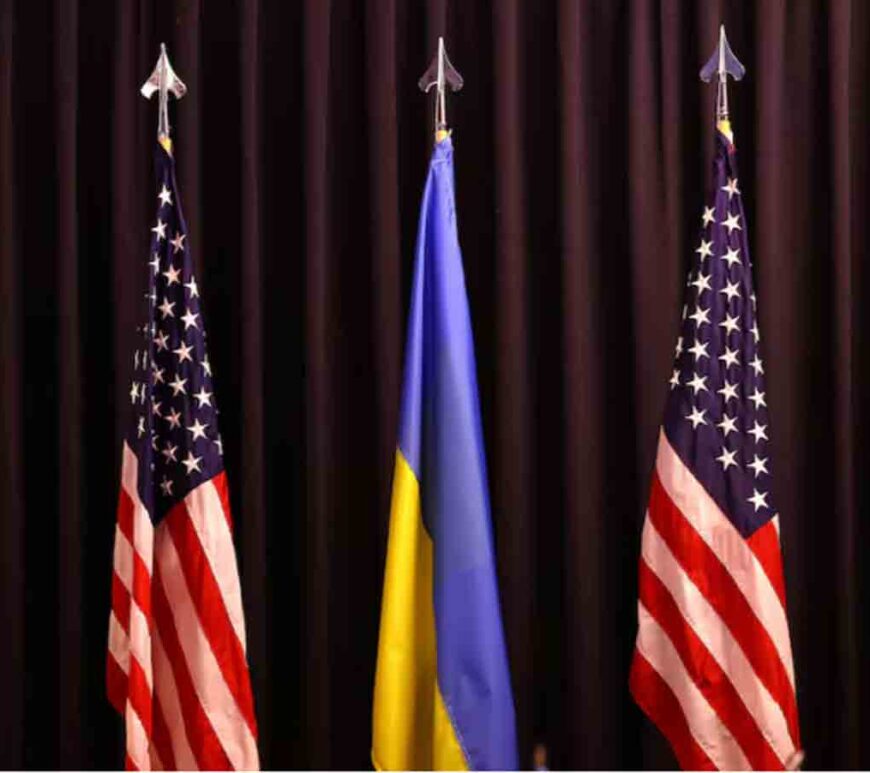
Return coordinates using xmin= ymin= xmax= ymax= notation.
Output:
xmin=1 ymin=0 xmax=868 ymax=768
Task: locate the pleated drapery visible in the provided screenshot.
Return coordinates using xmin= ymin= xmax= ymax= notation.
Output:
xmin=1 ymin=0 xmax=869 ymax=768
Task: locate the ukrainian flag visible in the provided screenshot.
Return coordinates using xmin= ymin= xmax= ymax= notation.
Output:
xmin=372 ymin=134 xmax=518 ymax=771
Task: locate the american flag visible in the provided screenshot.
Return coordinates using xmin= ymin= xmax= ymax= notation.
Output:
xmin=629 ymin=121 xmax=802 ymax=770
xmin=107 ymin=139 xmax=259 ymax=771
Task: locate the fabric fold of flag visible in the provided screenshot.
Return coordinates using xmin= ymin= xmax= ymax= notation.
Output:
xmin=107 ymin=138 xmax=259 ymax=771
xmin=629 ymin=120 xmax=802 ymax=771
xmin=372 ymin=135 xmax=518 ymax=771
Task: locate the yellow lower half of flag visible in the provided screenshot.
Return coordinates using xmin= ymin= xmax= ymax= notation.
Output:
xmin=372 ymin=451 xmax=467 ymax=771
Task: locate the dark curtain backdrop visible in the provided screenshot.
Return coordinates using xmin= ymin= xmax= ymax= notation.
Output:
xmin=1 ymin=0 xmax=869 ymax=769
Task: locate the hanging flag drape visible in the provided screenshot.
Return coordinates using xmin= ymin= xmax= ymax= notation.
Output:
xmin=629 ymin=118 xmax=803 ymax=770
xmin=106 ymin=136 xmax=260 ymax=771
xmin=371 ymin=135 xmax=518 ymax=771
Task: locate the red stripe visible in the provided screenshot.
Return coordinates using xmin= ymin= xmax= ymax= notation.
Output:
xmin=648 ymin=471 xmax=801 ymax=748
xmin=124 ymin=752 xmax=137 ymax=771
xmin=131 ymin=549 xmax=152 ymax=620
xmin=164 ymin=500 xmax=258 ymax=737
xmin=127 ymin=656 xmax=153 ymax=738
xmin=117 ymin=487 xmax=135 ymax=544
xmin=746 ymin=520 xmax=787 ymax=609
xmin=107 ymin=652 xmax=128 ymax=716
xmin=639 ymin=559 xmax=783 ymax=769
xmin=211 ymin=471 xmax=234 ymax=532
xmin=630 ymin=650 xmax=717 ymax=770
xmin=152 ymin=694 xmax=178 ymax=771
xmin=152 ymin=566 xmax=232 ymax=770
xmin=112 ymin=572 xmax=132 ymax=632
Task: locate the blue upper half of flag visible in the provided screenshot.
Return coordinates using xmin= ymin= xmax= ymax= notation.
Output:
xmin=663 ymin=126 xmax=775 ymax=538
xmin=398 ymin=136 xmax=518 ymax=770
xmin=125 ymin=143 xmax=225 ymax=522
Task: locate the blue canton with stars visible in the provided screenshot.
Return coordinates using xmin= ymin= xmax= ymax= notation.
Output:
xmin=663 ymin=125 xmax=774 ymax=538
xmin=126 ymin=142 xmax=224 ymax=522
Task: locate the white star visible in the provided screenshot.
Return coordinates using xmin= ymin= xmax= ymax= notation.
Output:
xmin=750 ymin=291 xmax=757 ymax=308
xmin=719 ymin=313 xmax=740 ymax=335
xmin=717 ymin=414 xmax=739 ymax=437
xmin=720 ymin=280 xmax=741 ymax=302
xmin=717 ymin=380 xmax=739 ymax=403
xmin=202 ymin=357 xmax=213 ymax=377
xmin=214 ymin=435 xmax=224 ymax=456
xmin=722 ymin=177 xmax=740 ymax=199
xmin=686 ymin=406 xmax=708 ymax=429
xmin=168 ymin=374 xmax=188 ymax=396
xmin=158 ymin=297 xmax=176 ymax=319
xmin=716 ymin=446 xmax=738 ymax=471
xmin=723 ymin=212 xmax=742 ymax=233
xmin=669 ymin=369 xmax=681 ymax=390
xmin=689 ymin=306 xmax=711 ymax=327
xmin=696 ymin=239 xmax=713 ymax=260
xmin=750 ymin=354 xmax=764 ymax=376
xmin=690 ymin=272 xmax=712 ymax=294
xmin=181 ymin=309 xmax=200 ymax=330
xmin=151 ymin=219 xmax=167 ymax=240
xmin=688 ymin=338 xmax=709 ymax=362
xmin=187 ymin=418 xmax=209 ymax=441
xmin=165 ymin=408 xmax=182 ymax=430
xmin=748 ymin=420 xmax=768 ymax=443
xmin=161 ymin=442 xmax=179 ymax=463
xmin=154 ymin=330 xmax=169 ymax=351
xmin=152 ymin=400 xmax=162 ymax=417
xmin=674 ymin=336 xmax=684 ymax=358
xmin=152 ymin=365 xmax=165 ymax=384
xmin=721 ymin=246 xmax=741 ymax=268
xmin=170 ymin=232 xmax=186 ymax=254
xmin=749 ymin=388 xmax=767 ymax=410
xmin=174 ymin=340 xmax=194 ymax=364
xmin=151 ymin=432 xmax=159 ymax=451
xmin=158 ymin=185 xmax=173 ymax=208
xmin=748 ymin=454 xmax=769 ymax=478
xmin=687 ymin=372 xmax=708 ymax=395
xmin=159 ymin=476 xmax=174 ymax=496
xmin=184 ymin=276 xmax=199 ymax=298
xmin=149 ymin=253 xmax=160 ymax=274
xmin=702 ymin=206 xmax=716 ymax=227
xmin=719 ymin=347 xmax=740 ymax=369
xmin=193 ymin=386 xmax=213 ymax=408
xmin=162 ymin=264 xmax=181 ymax=286
xmin=751 ymin=321 xmax=760 ymax=343
xmin=747 ymin=488 xmax=769 ymax=512
xmin=129 ymin=382 xmax=139 ymax=404
xmin=182 ymin=451 xmax=203 ymax=476
xmin=137 ymin=416 xmax=146 ymax=438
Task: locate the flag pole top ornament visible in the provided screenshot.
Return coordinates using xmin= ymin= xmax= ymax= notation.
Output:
xmin=700 ymin=25 xmax=745 ymax=141
xmin=141 ymin=43 xmax=187 ymax=151
xmin=418 ymin=37 xmax=463 ymax=144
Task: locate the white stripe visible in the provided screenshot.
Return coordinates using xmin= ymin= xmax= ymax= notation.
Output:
xmin=122 ymin=441 xmax=154 ymax=574
xmin=112 ymin=525 xmax=154 ymax=691
xmin=108 ymin=611 xmax=131 ymax=675
xmin=113 ymin=524 xmax=134 ymax=590
xmin=637 ymin=603 xmax=751 ymax=770
xmin=656 ymin=431 xmax=796 ymax=687
xmin=184 ymin=479 xmax=248 ymax=654
xmin=125 ymin=699 xmax=151 ymax=771
xmin=642 ymin=517 xmax=795 ymax=765
xmin=152 ymin=628 xmax=199 ymax=771
xmin=154 ymin=522 xmax=259 ymax=771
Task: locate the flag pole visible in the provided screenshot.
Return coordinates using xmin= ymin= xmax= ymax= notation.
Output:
xmin=418 ymin=37 xmax=464 ymax=143
xmin=141 ymin=43 xmax=187 ymax=150
xmin=699 ymin=25 xmax=745 ymax=132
